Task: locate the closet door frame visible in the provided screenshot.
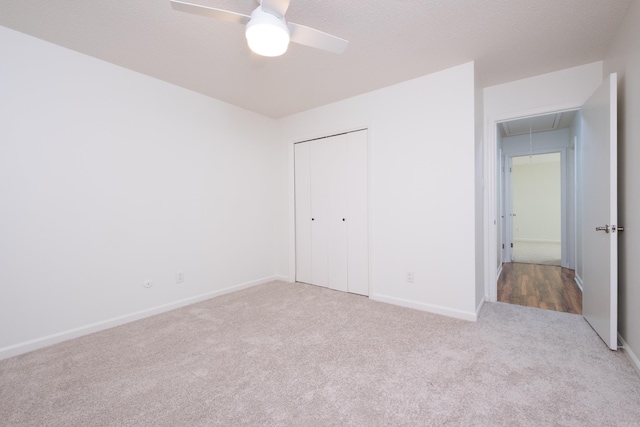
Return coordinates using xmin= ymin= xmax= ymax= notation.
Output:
xmin=291 ymin=128 xmax=370 ymax=296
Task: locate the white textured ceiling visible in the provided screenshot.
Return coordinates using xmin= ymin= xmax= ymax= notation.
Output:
xmin=0 ymin=0 xmax=632 ymax=118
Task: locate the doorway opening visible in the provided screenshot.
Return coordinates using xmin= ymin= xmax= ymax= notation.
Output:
xmin=485 ymin=74 xmax=618 ymax=348
xmin=495 ymin=111 xmax=582 ymax=314
xmin=510 ymin=152 xmax=562 ymax=265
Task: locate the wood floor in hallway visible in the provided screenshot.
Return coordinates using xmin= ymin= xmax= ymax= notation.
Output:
xmin=498 ymin=262 xmax=582 ymax=314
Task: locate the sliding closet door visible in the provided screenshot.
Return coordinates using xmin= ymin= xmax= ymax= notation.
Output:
xmin=347 ymin=130 xmax=369 ymax=296
xmin=326 ymin=134 xmax=349 ymax=292
xmin=310 ymin=139 xmax=331 ymax=287
xmin=294 ymin=143 xmax=312 ymax=284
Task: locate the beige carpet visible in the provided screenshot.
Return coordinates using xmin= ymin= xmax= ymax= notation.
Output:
xmin=1 ymin=281 xmax=639 ymax=426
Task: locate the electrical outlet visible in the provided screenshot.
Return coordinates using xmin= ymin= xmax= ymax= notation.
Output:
xmin=176 ymin=271 xmax=184 ymax=284
xmin=144 ymin=280 xmax=153 ymax=288
xmin=406 ymin=272 xmax=414 ymax=283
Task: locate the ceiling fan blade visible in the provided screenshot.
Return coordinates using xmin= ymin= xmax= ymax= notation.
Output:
xmin=170 ymin=0 xmax=250 ymax=25
xmin=260 ymin=0 xmax=290 ymax=17
xmin=288 ymin=22 xmax=349 ymax=54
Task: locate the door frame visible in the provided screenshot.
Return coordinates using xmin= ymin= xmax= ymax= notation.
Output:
xmin=484 ymin=103 xmax=582 ymax=302
xmin=503 ymin=149 xmax=567 ymax=266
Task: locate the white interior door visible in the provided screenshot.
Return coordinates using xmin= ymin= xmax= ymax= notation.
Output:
xmin=327 ymin=134 xmax=348 ymax=292
xmin=347 ymin=130 xmax=369 ymax=296
xmin=504 ymin=156 xmax=515 ymax=262
xmin=582 ymin=73 xmax=618 ymax=350
xmin=310 ymin=139 xmax=331 ymax=288
xmin=294 ymin=142 xmax=312 ymax=284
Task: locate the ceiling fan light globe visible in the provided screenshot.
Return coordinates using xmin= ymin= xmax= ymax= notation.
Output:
xmin=245 ymin=9 xmax=290 ymax=57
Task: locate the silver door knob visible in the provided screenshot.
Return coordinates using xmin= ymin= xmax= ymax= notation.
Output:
xmin=596 ymin=225 xmax=610 ymax=233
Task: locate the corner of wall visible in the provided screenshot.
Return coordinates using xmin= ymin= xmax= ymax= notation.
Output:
xmin=475 ymin=63 xmax=486 ymax=306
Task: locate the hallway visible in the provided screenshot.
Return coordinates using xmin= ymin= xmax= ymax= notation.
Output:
xmin=497 ymin=262 xmax=582 ymax=314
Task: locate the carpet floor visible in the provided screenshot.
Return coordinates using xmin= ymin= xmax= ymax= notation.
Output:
xmin=1 ymin=281 xmax=639 ymax=426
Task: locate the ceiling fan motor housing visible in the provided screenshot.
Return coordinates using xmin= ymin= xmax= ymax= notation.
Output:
xmin=245 ymin=7 xmax=290 ymax=57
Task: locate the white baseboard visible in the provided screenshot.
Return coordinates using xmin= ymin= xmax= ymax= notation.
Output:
xmin=0 ymin=275 xmax=288 ymax=361
xmin=370 ymin=293 xmax=477 ymax=322
xmin=574 ymin=274 xmax=584 ymax=292
xmin=476 ymin=296 xmax=486 ymax=316
xmin=618 ymin=333 xmax=640 ymax=377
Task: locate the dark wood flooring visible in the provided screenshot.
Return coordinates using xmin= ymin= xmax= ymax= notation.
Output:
xmin=497 ymin=262 xmax=582 ymax=314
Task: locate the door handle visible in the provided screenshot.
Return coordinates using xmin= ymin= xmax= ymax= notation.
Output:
xmin=596 ymin=225 xmax=610 ymax=233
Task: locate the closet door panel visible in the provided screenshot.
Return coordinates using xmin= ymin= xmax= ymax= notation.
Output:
xmin=327 ymin=135 xmax=349 ymax=292
xmin=310 ymin=139 xmax=330 ymax=288
xmin=347 ymin=130 xmax=369 ymax=296
xmin=294 ymin=143 xmax=312 ymax=284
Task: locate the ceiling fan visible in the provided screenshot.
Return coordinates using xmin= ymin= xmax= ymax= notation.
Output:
xmin=170 ymin=0 xmax=349 ymax=57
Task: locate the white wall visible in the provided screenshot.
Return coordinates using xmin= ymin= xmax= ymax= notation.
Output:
xmin=483 ymin=62 xmax=603 ymax=301
xmin=484 ymin=62 xmax=603 ymax=121
xmin=280 ymin=62 xmax=478 ymax=320
xmin=511 ymin=155 xmax=561 ymax=242
xmin=604 ymin=0 xmax=640 ymax=372
xmin=0 ymin=27 xmax=284 ymax=358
